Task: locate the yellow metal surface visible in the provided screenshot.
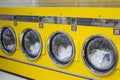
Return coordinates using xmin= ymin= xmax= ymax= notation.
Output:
xmin=0 ymin=7 xmax=120 ymax=80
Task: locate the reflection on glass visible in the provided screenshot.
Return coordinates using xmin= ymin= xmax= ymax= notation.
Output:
xmin=83 ymin=36 xmax=117 ymax=74
xmin=101 ymin=19 xmax=114 ymax=27
xmin=49 ymin=32 xmax=74 ymax=66
xmin=51 ymin=34 xmax=73 ymax=62
xmin=87 ymin=38 xmax=114 ymax=69
xmin=77 ymin=18 xmax=93 ymax=26
xmin=92 ymin=19 xmax=101 ymax=26
xmin=1 ymin=27 xmax=15 ymax=53
xmin=22 ymin=29 xmax=41 ymax=59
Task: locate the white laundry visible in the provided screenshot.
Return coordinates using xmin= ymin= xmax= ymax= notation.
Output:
xmin=30 ymin=42 xmax=40 ymax=56
xmin=90 ymin=49 xmax=111 ymax=68
xmin=7 ymin=44 xmax=14 ymax=50
xmin=58 ymin=46 xmax=72 ymax=60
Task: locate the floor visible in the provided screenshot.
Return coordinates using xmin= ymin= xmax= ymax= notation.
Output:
xmin=0 ymin=71 xmax=28 ymax=80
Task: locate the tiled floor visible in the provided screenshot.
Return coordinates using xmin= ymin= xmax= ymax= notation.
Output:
xmin=0 ymin=71 xmax=28 ymax=80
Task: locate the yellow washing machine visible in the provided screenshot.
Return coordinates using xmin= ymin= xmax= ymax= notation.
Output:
xmin=0 ymin=7 xmax=120 ymax=80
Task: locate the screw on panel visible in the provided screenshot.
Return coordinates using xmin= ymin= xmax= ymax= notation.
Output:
xmin=71 ymin=18 xmax=77 ymax=31
xmin=39 ymin=17 xmax=44 ymax=28
xmin=113 ymin=29 xmax=120 ymax=35
xmin=14 ymin=16 xmax=17 ymax=26
xmin=39 ymin=23 xmax=44 ymax=28
xmin=71 ymin=25 xmax=77 ymax=31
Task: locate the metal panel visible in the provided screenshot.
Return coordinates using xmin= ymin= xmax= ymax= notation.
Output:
xmin=0 ymin=70 xmax=31 ymax=80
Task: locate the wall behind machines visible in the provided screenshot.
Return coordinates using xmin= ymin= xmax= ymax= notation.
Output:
xmin=0 ymin=0 xmax=120 ymax=7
